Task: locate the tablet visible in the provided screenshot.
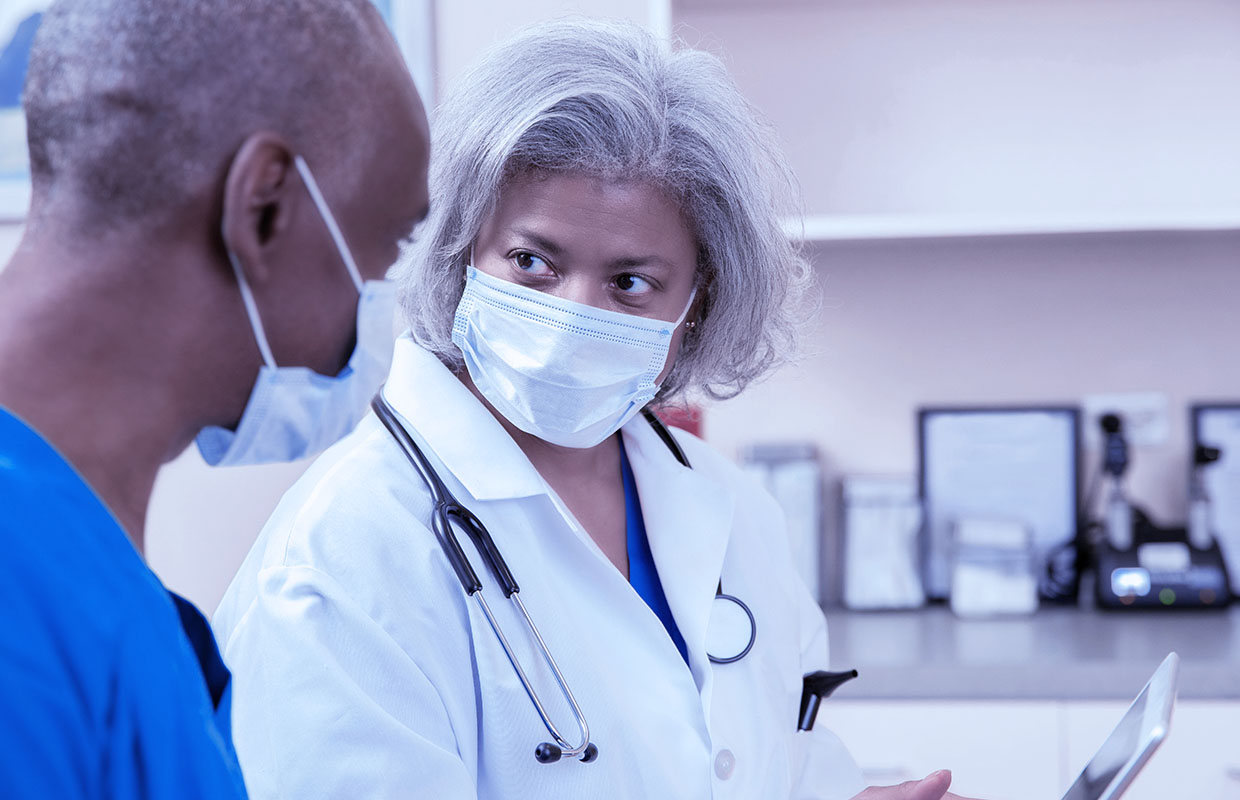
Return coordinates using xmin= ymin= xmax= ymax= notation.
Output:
xmin=1060 ymin=652 xmax=1179 ymax=800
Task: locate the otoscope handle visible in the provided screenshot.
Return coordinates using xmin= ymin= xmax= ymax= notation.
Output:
xmin=798 ymin=669 xmax=858 ymax=732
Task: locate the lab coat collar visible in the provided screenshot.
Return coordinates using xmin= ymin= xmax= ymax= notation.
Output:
xmin=621 ymin=417 xmax=735 ymax=701
xmin=381 ymin=336 xmax=548 ymax=502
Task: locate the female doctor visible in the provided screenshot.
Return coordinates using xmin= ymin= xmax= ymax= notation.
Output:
xmin=214 ymin=18 xmax=973 ymax=800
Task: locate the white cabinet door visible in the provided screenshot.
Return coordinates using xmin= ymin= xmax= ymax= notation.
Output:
xmin=1060 ymin=700 xmax=1240 ymax=800
xmin=825 ymin=701 xmax=1061 ymax=800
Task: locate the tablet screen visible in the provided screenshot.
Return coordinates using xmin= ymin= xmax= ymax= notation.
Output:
xmin=1060 ymin=653 xmax=1178 ymax=800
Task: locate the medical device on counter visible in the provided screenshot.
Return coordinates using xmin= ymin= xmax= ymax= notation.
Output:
xmin=1090 ymin=415 xmax=1230 ymax=609
xmin=841 ymin=476 xmax=925 ymax=610
xmin=741 ymin=443 xmax=824 ymax=603
xmin=1100 ymin=414 xmax=1132 ymax=551
xmin=1188 ymin=444 xmax=1221 ymax=550
xmin=948 ymin=518 xmax=1039 ymax=617
xmin=369 ymin=392 xmax=763 ymax=765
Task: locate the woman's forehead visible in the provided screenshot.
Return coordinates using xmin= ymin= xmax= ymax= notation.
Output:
xmin=484 ymin=172 xmax=698 ymax=268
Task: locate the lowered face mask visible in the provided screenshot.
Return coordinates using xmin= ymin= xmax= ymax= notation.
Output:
xmin=196 ymin=156 xmax=397 ymax=467
xmin=452 ymin=266 xmax=694 ymax=449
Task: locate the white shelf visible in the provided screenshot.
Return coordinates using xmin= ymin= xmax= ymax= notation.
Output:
xmin=782 ymin=209 xmax=1240 ymax=243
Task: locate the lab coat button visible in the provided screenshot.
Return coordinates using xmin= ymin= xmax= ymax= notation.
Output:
xmin=714 ymin=748 xmax=736 ymax=780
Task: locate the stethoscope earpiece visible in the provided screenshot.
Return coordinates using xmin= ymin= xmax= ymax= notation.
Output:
xmin=535 ymin=742 xmax=599 ymax=764
xmin=534 ymin=743 xmax=561 ymax=764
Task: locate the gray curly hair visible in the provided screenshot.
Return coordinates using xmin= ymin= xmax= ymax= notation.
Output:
xmin=395 ymin=17 xmax=810 ymax=401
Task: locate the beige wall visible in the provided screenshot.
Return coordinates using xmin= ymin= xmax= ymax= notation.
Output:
xmin=6 ymin=0 xmax=1239 ymax=612
xmin=0 ymin=223 xmax=20 ymax=263
xmin=1 ymin=0 xmax=674 ymax=615
xmin=675 ymin=0 xmax=1240 ymax=219
xmin=433 ymin=0 xmax=669 ymax=97
xmin=704 ymin=231 xmax=1240 ymax=525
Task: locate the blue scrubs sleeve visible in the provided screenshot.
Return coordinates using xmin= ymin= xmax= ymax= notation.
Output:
xmin=620 ymin=439 xmax=690 ymax=665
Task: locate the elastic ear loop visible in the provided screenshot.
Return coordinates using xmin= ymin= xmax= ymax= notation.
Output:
xmin=223 ymin=238 xmax=278 ymax=370
xmin=221 ymin=155 xmax=365 ymax=370
xmin=671 ymin=287 xmax=697 ymax=327
xmin=294 ymin=155 xmax=365 ymax=293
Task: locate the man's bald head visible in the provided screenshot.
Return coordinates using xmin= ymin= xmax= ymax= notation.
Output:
xmin=23 ymin=0 xmax=410 ymax=230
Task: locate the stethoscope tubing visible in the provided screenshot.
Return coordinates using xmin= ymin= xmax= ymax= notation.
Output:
xmin=371 ymin=392 xmax=757 ymax=762
xmin=373 ymin=393 xmax=592 ymax=760
xmin=707 ymin=593 xmax=757 ymax=664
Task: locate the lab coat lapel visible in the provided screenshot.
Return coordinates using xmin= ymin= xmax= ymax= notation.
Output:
xmin=622 ymin=418 xmax=734 ymax=705
xmin=382 ymin=336 xmax=546 ymax=502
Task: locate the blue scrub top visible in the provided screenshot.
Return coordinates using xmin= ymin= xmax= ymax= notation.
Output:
xmin=0 ymin=408 xmax=247 ymax=799
xmin=620 ymin=438 xmax=690 ymax=665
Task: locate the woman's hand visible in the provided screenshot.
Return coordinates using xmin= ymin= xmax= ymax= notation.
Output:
xmin=849 ymin=770 xmax=983 ymax=800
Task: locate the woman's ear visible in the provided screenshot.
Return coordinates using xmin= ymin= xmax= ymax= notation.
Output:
xmin=220 ymin=132 xmax=298 ymax=285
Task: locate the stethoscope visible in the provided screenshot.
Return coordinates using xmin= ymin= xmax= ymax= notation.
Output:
xmin=371 ymin=392 xmax=757 ymax=765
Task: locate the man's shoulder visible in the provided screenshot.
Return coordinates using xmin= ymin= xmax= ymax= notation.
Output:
xmin=0 ymin=412 xmax=246 ymax=798
xmin=0 ymin=408 xmax=162 ymax=630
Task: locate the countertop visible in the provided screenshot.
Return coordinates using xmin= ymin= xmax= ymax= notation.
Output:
xmin=824 ymin=604 xmax=1240 ymax=701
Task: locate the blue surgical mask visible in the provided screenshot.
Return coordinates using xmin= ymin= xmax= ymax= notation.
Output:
xmin=452 ymin=267 xmax=694 ymax=449
xmin=196 ymin=156 xmax=397 ymax=467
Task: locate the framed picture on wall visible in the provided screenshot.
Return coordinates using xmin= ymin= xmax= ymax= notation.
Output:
xmin=382 ymin=0 xmax=435 ymax=105
xmin=0 ymin=0 xmax=433 ymax=223
xmin=0 ymin=2 xmax=45 ymax=222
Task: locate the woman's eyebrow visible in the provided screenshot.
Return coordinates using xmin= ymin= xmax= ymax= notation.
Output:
xmin=609 ymin=254 xmax=674 ymax=271
xmin=510 ymin=228 xmax=676 ymax=271
xmin=509 ymin=228 xmax=565 ymax=257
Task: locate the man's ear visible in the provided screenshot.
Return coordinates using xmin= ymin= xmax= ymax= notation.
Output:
xmin=220 ymin=132 xmax=298 ymax=285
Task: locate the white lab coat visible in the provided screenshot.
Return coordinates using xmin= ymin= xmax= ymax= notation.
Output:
xmin=214 ymin=336 xmax=864 ymax=800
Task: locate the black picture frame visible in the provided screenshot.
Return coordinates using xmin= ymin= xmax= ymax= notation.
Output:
xmin=918 ymin=405 xmax=1082 ymax=601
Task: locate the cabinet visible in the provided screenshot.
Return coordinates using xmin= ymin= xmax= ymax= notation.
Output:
xmin=826 ymin=699 xmax=1240 ymax=800
xmin=1062 ymin=701 xmax=1240 ymax=800
xmin=826 ymin=701 xmax=1060 ymax=800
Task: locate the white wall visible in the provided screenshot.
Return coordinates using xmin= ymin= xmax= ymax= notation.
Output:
xmin=675 ymin=0 xmax=1240 ymax=219
xmin=0 ymin=222 xmax=21 ymax=262
xmin=145 ymin=453 xmax=314 ymax=612
xmin=703 ymin=231 xmax=1240 ymax=525
xmin=433 ymin=0 xmax=669 ymax=96
xmin=9 ymin=0 xmax=1239 ymax=612
xmin=1 ymin=0 xmax=674 ymax=615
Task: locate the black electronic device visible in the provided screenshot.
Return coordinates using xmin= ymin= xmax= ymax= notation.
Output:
xmin=1094 ymin=513 xmax=1231 ymax=609
xmin=1090 ymin=412 xmax=1231 ymax=609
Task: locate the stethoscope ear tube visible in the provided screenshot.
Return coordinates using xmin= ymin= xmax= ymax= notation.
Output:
xmin=373 ymin=394 xmax=483 ymax=594
xmin=372 ymin=390 xmax=597 ymax=765
xmin=453 ymin=507 xmax=521 ymax=597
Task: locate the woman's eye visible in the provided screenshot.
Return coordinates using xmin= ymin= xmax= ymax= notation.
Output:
xmin=513 ymin=252 xmax=552 ymax=275
xmin=614 ymin=273 xmax=652 ymax=294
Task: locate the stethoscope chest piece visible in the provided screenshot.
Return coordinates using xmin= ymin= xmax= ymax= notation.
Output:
xmin=706 ymin=592 xmax=756 ymax=665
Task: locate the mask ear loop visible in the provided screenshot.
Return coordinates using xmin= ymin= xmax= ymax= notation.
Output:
xmin=294 ymin=155 xmax=365 ymax=293
xmin=222 ymin=239 xmax=278 ymax=370
xmin=671 ymin=287 xmax=698 ymax=327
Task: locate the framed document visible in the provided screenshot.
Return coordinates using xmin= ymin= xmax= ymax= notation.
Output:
xmin=1191 ymin=404 xmax=1240 ymax=594
xmin=919 ymin=406 xmax=1080 ymax=599
xmin=0 ymin=2 xmax=46 ymax=221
